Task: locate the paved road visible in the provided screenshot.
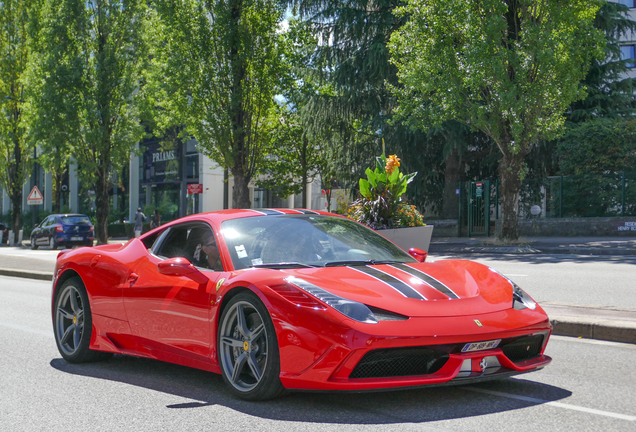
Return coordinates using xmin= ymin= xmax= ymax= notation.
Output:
xmin=1 ymin=275 xmax=635 ymax=431
xmin=429 ymin=253 xmax=636 ymax=309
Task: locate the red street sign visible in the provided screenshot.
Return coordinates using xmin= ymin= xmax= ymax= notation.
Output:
xmin=187 ymin=183 xmax=203 ymax=194
xmin=476 ymin=183 xmax=483 ymax=187
xmin=27 ymin=186 xmax=43 ymax=205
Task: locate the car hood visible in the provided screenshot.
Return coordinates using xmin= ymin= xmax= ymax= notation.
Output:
xmin=268 ymin=260 xmax=515 ymax=317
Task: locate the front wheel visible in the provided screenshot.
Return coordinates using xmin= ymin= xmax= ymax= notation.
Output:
xmin=53 ymin=277 xmax=111 ymax=363
xmin=218 ymin=291 xmax=284 ymax=400
xmin=31 ymin=237 xmax=38 ymax=250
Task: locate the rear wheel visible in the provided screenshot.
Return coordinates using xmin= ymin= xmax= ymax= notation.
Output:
xmin=218 ymin=291 xmax=284 ymax=400
xmin=53 ymin=277 xmax=111 ymax=363
xmin=31 ymin=236 xmax=38 ymax=250
xmin=49 ymin=237 xmax=57 ymax=250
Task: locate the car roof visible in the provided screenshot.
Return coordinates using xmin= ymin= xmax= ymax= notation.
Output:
xmin=50 ymin=214 xmax=89 ymax=218
xmin=139 ymin=209 xmax=344 ymax=238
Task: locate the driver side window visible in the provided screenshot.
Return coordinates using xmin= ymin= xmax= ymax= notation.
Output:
xmin=155 ymin=222 xmax=221 ymax=271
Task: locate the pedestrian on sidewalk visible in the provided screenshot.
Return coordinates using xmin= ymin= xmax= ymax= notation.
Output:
xmin=150 ymin=210 xmax=161 ymax=229
xmin=134 ymin=207 xmax=146 ymax=238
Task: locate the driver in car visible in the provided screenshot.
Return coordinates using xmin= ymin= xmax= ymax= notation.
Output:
xmin=200 ymin=232 xmax=223 ymax=271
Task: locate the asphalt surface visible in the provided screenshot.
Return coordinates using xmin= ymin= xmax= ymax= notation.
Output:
xmin=1 ymin=236 xmax=635 ymax=344
xmin=2 ymin=276 xmax=635 ymax=431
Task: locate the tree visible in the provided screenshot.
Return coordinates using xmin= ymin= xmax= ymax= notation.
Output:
xmin=28 ymin=0 xmax=149 ymax=243
xmin=568 ymin=1 xmax=636 ymax=122
xmin=24 ymin=0 xmax=71 ymax=213
xmin=150 ymin=0 xmax=285 ymax=209
xmin=0 ymin=0 xmax=32 ymax=241
xmin=389 ymin=0 xmax=604 ymax=240
xmin=290 ymin=1 xmax=425 ymax=201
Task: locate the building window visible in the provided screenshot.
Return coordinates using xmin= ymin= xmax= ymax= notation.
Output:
xmin=621 ymin=45 xmax=635 ymax=68
xmin=620 ymin=0 xmax=636 ymax=8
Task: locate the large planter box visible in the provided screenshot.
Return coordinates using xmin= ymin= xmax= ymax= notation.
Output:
xmin=378 ymin=225 xmax=434 ymax=253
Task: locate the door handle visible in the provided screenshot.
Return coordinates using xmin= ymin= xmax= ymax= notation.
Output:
xmin=127 ymin=273 xmax=139 ymax=286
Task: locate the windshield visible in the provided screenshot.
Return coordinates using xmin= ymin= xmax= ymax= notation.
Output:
xmin=60 ymin=216 xmax=91 ymax=225
xmin=221 ymin=215 xmax=415 ymax=270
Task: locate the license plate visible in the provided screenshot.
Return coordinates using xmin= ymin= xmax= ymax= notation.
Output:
xmin=71 ymin=236 xmax=83 ymax=241
xmin=461 ymin=339 xmax=501 ymax=353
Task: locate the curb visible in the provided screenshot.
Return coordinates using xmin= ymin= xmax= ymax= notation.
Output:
xmin=429 ymin=245 xmax=636 ymax=256
xmin=0 ymin=267 xmax=53 ymax=281
xmin=550 ymin=317 xmax=636 ymax=344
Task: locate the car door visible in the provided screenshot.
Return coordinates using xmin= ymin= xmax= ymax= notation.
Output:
xmin=35 ymin=217 xmax=51 ymax=245
xmin=123 ymin=221 xmax=226 ymax=362
xmin=45 ymin=216 xmax=58 ymax=244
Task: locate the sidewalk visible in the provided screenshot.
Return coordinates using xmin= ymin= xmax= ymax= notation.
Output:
xmin=430 ymin=236 xmax=636 ymax=256
xmin=1 ymin=238 xmax=635 ymax=344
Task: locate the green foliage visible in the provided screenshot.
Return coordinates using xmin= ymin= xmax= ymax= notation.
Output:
xmin=389 ymin=0 xmax=604 ymax=239
xmin=557 ymin=118 xmax=636 ymax=175
xmin=149 ymin=0 xmax=286 ymax=207
xmin=568 ymin=1 xmax=636 ymax=122
xmin=349 ymin=154 xmax=421 ymax=229
xmin=389 ymin=0 xmax=604 ymax=151
xmin=26 ymin=0 xmax=149 ymax=243
xmin=0 ymin=0 xmax=33 ymax=236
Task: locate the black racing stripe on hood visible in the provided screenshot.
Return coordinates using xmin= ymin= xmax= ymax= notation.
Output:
xmin=349 ymin=266 xmax=426 ymax=300
xmin=391 ymin=263 xmax=460 ymax=299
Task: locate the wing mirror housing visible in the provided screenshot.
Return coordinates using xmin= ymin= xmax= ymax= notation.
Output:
xmin=408 ymin=248 xmax=427 ymax=262
xmin=158 ymin=257 xmax=209 ymax=285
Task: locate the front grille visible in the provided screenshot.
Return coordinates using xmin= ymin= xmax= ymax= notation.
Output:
xmin=350 ymin=347 xmax=449 ymax=379
xmin=501 ymin=334 xmax=544 ymax=362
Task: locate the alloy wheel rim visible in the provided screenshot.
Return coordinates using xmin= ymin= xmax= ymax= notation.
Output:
xmin=55 ymin=285 xmax=85 ymax=356
xmin=219 ymin=301 xmax=268 ymax=392
xmin=50 ymin=237 xmax=55 ymax=249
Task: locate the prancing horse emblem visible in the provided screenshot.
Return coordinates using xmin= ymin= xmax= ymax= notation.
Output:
xmin=474 ymin=319 xmax=483 ymax=327
xmin=480 ymin=358 xmax=488 ymax=371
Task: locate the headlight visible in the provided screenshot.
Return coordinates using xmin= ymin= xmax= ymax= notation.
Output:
xmin=489 ymin=268 xmax=537 ymax=310
xmin=285 ymin=276 xmax=378 ymax=324
xmin=512 ymin=282 xmax=537 ymax=310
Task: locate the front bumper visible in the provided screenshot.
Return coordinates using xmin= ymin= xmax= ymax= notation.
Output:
xmin=276 ymin=309 xmax=552 ymax=391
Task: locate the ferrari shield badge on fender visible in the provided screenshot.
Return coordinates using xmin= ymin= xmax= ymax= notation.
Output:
xmin=216 ymin=278 xmax=225 ymax=291
xmin=474 ymin=319 xmax=483 ymax=327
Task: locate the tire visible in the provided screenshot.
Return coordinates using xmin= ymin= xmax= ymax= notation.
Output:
xmin=218 ymin=291 xmax=285 ymax=400
xmin=53 ymin=276 xmax=111 ymax=363
xmin=31 ymin=236 xmax=38 ymax=250
xmin=49 ymin=237 xmax=57 ymax=250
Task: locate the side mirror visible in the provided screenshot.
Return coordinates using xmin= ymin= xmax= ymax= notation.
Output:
xmin=158 ymin=257 xmax=209 ymax=285
xmin=408 ymin=248 xmax=427 ymax=263
xmin=33 ymin=223 xmax=39 ymax=229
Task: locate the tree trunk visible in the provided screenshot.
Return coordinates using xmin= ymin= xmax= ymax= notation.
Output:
xmin=441 ymin=149 xmax=461 ymax=219
xmin=10 ymin=191 xmax=22 ymax=243
xmin=232 ymin=167 xmax=251 ymax=209
xmin=8 ymin=137 xmax=24 ymax=243
xmin=497 ymin=153 xmax=524 ymax=240
xmin=301 ymin=135 xmax=308 ymax=209
xmin=94 ymin=162 xmax=110 ymax=244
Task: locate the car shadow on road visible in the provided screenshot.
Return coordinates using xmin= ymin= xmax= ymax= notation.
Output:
xmin=50 ymin=355 xmax=572 ymax=424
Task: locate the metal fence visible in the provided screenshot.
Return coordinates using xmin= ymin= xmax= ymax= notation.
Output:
xmin=519 ymin=172 xmax=636 ymax=218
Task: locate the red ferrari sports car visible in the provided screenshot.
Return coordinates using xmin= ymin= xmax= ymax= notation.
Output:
xmin=52 ymin=209 xmax=552 ymax=400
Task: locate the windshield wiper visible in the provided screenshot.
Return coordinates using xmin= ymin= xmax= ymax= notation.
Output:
xmin=251 ymin=262 xmax=317 ymax=269
xmin=324 ymin=260 xmax=404 ymax=267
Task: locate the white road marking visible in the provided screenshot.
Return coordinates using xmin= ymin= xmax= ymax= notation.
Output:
xmin=466 ymin=387 xmax=636 ymax=421
xmin=0 ymin=321 xmax=52 ymax=337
